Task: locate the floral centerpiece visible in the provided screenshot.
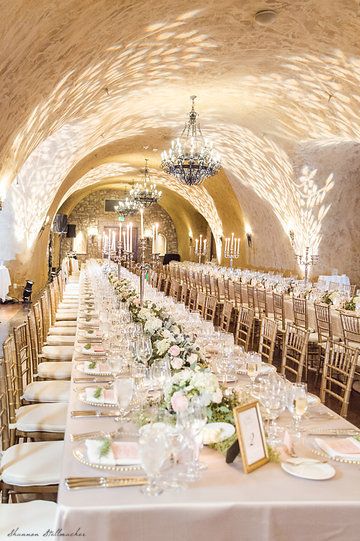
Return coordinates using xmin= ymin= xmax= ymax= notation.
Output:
xmin=108 ymin=273 xmax=137 ymax=302
xmin=344 ymin=295 xmax=360 ymax=311
xmin=322 ymin=290 xmax=341 ymax=305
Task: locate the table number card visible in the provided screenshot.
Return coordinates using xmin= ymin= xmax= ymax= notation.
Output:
xmin=233 ymin=401 xmax=269 ymax=473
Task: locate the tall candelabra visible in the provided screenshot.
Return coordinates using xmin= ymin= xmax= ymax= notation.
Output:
xmin=139 ymin=237 xmax=150 ymax=305
xmin=194 ymin=235 xmax=207 ymax=264
xmin=224 ymin=234 xmax=240 ymax=269
xmin=295 ymin=246 xmax=319 ymax=287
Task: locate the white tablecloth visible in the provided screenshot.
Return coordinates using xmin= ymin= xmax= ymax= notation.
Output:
xmin=318 ymin=275 xmax=350 ymax=288
xmin=55 ymin=272 xmax=360 ymax=541
xmin=0 ymin=265 xmax=11 ymax=301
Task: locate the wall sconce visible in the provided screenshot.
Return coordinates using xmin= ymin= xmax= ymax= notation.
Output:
xmin=245 ymin=224 xmax=252 ymax=248
xmin=87 ymin=226 xmax=99 ymax=241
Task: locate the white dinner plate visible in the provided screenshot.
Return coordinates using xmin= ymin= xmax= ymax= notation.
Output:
xmin=73 ymin=441 xmax=143 ymax=472
xmin=76 ymin=362 xmax=112 ymax=376
xmin=203 ymin=422 xmax=235 ymax=444
xmin=78 ymin=390 xmax=117 ymax=408
xmin=281 ymin=458 xmax=335 ymax=480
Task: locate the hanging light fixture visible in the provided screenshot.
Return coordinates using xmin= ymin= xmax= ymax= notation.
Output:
xmin=161 ymin=95 xmax=221 ymax=186
xmin=114 ymin=196 xmax=141 ymax=218
xmin=130 ymin=159 xmax=162 ymax=208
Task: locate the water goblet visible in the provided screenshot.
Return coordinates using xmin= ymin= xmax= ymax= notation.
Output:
xmin=139 ymin=424 xmax=170 ymax=496
xmin=113 ymin=377 xmax=134 ymax=422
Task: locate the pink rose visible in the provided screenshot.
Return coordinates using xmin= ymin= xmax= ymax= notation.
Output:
xmin=171 ymin=391 xmax=189 ymax=413
xmin=171 ymin=357 xmax=184 ymax=370
xmin=169 ymin=345 xmax=181 ymax=357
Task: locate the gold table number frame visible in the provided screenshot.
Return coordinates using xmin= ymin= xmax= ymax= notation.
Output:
xmin=233 ymin=401 xmax=269 ymax=473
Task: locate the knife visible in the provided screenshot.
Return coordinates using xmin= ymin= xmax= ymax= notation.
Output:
xmin=65 ymin=476 xmax=147 ymax=490
xmin=307 ymin=428 xmax=360 ymax=436
xmin=71 ymin=410 xmax=121 ymax=418
xmin=74 ymin=378 xmax=113 ymax=384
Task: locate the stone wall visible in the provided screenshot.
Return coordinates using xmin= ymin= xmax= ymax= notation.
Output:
xmin=61 ymin=189 xmax=178 ymax=263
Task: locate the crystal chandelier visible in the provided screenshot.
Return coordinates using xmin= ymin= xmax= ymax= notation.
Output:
xmin=161 ymin=96 xmax=221 ymax=186
xmin=130 ymin=159 xmax=162 ymax=208
xmin=114 ymin=196 xmax=140 ymax=217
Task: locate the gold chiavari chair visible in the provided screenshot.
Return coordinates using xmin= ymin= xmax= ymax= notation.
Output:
xmin=292 ymin=297 xmax=309 ymax=329
xmin=2 ymin=335 xmax=66 ymax=446
xmin=292 ymin=297 xmax=319 ymax=379
xmin=41 ymin=291 xmax=76 ymax=345
xmin=180 ymin=283 xmax=189 ymax=305
xmin=256 ymin=288 xmax=269 ymax=317
xmin=0 ymin=354 xmax=63 ymax=503
xmin=204 ymin=274 xmax=211 ymax=296
xmin=188 ymin=288 xmax=198 ymax=311
xmin=204 ymin=295 xmax=220 ymax=324
xmin=234 ymin=307 xmax=254 ymax=352
xmin=340 ymin=311 xmax=360 ymax=349
xmin=234 ymin=282 xmax=243 ymax=309
xmin=209 ymin=276 xmax=218 ymax=299
xmin=227 ymin=280 xmax=235 ymax=303
xmin=247 ymin=285 xmax=257 ymax=313
xmin=195 ymin=291 xmax=207 ymax=317
xmin=32 ymin=301 xmax=74 ymax=362
xmin=258 ymin=317 xmax=278 ymax=365
xmin=219 ymin=299 xmax=236 ymax=333
xmin=217 ymin=277 xmax=226 ymax=302
xmin=320 ymin=341 xmax=359 ymax=418
xmin=169 ymin=280 xmax=182 ymax=302
xmin=273 ymin=292 xmax=286 ymax=333
xmin=280 ymin=324 xmax=309 ymax=383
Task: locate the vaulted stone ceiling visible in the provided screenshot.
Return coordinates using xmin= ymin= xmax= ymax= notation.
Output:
xmin=1 ymin=0 xmax=360 ymax=280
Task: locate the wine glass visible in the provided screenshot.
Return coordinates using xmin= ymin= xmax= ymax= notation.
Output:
xmin=113 ymin=377 xmax=134 ymax=422
xmin=260 ymin=378 xmax=287 ymax=445
xmin=139 ymin=424 xmax=170 ymax=496
xmin=288 ymin=383 xmax=308 ymax=438
xmin=176 ymin=397 xmax=208 ymax=480
xmin=246 ymin=354 xmax=261 ymax=389
xmin=136 ymin=336 xmax=153 ymax=365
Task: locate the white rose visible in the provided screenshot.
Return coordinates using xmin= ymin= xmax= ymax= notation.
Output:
xmin=187 ymin=353 xmax=198 ymax=366
xmin=155 ymin=338 xmax=171 ymax=356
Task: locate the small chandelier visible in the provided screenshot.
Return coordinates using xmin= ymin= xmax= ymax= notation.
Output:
xmin=114 ymin=196 xmax=140 ymax=217
xmin=130 ymin=159 xmax=162 ymax=208
xmin=161 ymin=95 xmax=221 ymax=186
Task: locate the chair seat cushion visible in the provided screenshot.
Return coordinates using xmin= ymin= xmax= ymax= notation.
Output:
xmin=0 ymin=501 xmax=57 ymax=536
xmin=0 ymin=440 xmax=63 ymax=486
xmin=16 ymin=402 xmax=67 ymax=432
xmin=37 ymin=361 xmax=72 ymax=380
xmin=55 ymin=312 xmax=77 ymax=321
xmin=49 ymin=326 xmax=76 ymax=336
xmin=42 ymin=345 xmax=74 ymax=361
xmin=59 ymin=301 xmax=79 ymax=308
xmin=53 ymin=320 xmax=77 ymax=328
xmin=309 ymin=332 xmax=319 ymax=343
xmin=47 ymin=334 xmax=76 ymax=346
xmin=23 ymin=381 xmax=70 ymax=402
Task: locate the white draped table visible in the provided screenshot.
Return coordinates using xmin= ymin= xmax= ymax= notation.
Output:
xmin=0 ymin=265 xmax=11 ymax=302
xmin=55 ymin=274 xmax=360 ymax=541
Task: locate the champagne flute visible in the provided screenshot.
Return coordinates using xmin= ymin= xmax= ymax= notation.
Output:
xmin=289 ymin=383 xmax=308 ymax=438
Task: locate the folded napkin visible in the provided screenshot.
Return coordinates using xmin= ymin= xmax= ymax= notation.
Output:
xmin=81 ymin=345 xmax=106 ymax=356
xmin=79 ymin=329 xmax=102 ymax=339
xmin=85 ymin=439 xmax=140 ymax=465
xmin=79 ymin=318 xmax=100 ymax=328
xmin=84 ymin=387 xmax=116 ymax=404
xmin=84 ymin=361 xmax=111 ymax=374
xmin=315 ymin=437 xmax=360 ymax=459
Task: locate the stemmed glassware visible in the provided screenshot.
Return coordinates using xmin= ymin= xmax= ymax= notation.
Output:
xmin=135 ymin=335 xmax=153 ymax=365
xmin=139 ymin=424 xmax=170 ymax=496
xmin=246 ymin=353 xmax=261 ymax=390
xmin=176 ymin=398 xmax=208 ymax=481
xmin=113 ymin=377 xmax=134 ymax=422
xmin=260 ymin=376 xmax=287 ymax=445
xmin=288 ymin=382 xmax=308 ymax=438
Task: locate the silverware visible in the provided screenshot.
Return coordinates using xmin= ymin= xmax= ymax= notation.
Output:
xmin=284 ymin=458 xmax=328 ymax=466
xmin=65 ymin=476 xmax=147 ymax=490
xmin=307 ymin=428 xmax=360 ymax=436
xmin=71 ymin=410 xmax=121 ymax=418
xmin=70 ymin=430 xmax=118 ymax=442
xmin=74 ymin=377 xmax=113 ymax=384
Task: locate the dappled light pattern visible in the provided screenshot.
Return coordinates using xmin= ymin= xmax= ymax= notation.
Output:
xmin=0 ymin=0 xmax=359 ymax=272
xmin=60 ymin=162 xmax=223 ymax=259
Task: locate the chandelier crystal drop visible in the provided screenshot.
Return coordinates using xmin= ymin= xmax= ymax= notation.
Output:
xmin=114 ymin=196 xmax=141 ymax=217
xmin=161 ymin=95 xmax=221 ymax=186
xmin=129 ymin=159 xmax=162 ymax=207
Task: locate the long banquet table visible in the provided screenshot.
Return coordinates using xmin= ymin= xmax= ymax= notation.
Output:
xmin=55 ymin=270 xmax=360 ymax=541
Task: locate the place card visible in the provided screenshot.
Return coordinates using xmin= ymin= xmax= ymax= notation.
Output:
xmin=233 ymin=401 xmax=269 ymax=473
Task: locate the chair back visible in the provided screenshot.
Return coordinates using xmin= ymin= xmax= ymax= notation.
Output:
xmin=235 ymin=306 xmax=254 ymax=351
xmin=273 ymin=292 xmax=285 ymax=330
xmin=234 ymin=282 xmax=243 ymax=308
xmin=40 ymin=290 xmax=51 ymax=338
xmin=169 ymin=280 xmax=182 ymax=302
xmin=33 ymin=301 xmax=44 ymax=349
xmin=314 ymin=302 xmax=332 ymax=343
xmin=219 ymin=300 xmax=235 ymax=333
xmin=28 ymin=311 xmax=40 ymax=374
xmin=0 ymin=351 xmax=10 ymax=451
xmin=256 ymin=288 xmax=268 ymax=316
xmin=320 ymin=340 xmax=359 ymax=418
xmin=292 ymin=297 xmax=308 ymax=329
xmin=196 ymin=291 xmax=207 ymax=317
xmin=258 ymin=317 xmax=277 ymax=364
xmin=205 ymin=295 xmax=218 ymax=323
xmin=228 ymin=280 xmax=235 ymax=303
xmin=281 ymin=324 xmax=309 ymax=382
xmin=13 ymin=322 xmax=33 ymax=393
xmin=188 ymin=288 xmax=198 ymax=311
xmin=340 ymin=312 xmax=360 ymax=346
xmin=247 ymin=285 xmax=256 ymax=310
xmin=2 ymin=335 xmax=22 ymax=432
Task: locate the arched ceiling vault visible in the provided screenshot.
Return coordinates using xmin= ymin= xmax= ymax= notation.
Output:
xmin=1 ymin=0 xmax=360 ymax=267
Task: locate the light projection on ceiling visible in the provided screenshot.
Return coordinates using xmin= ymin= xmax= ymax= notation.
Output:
xmin=59 ymin=162 xmax=224 ymax=260
xmin=0 ymin=0 xmax=359 ymax=271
